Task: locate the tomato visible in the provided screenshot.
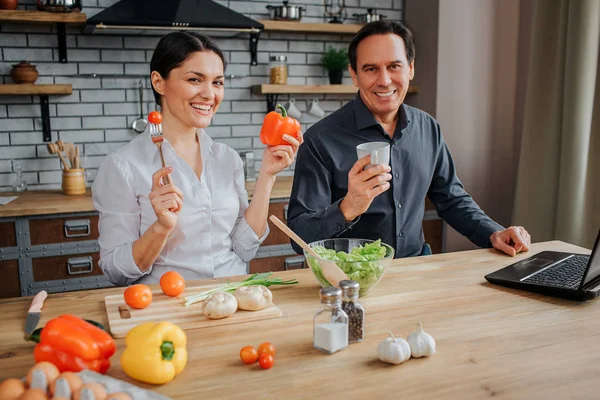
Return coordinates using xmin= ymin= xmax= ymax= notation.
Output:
xmin=148 ymin=111 xmax=162 ymax=124
xmin=258 ymin=353 xmax=274 ymax=369
xmin=160 ymin=271 xmax=185 ymax=297
xmin=240 ymin=346 xmax=258 ymax=364
xmin=257 ymin=342 xmax=276 ymax=357
xmin=123 ymin=284 xmax=152 ymax=309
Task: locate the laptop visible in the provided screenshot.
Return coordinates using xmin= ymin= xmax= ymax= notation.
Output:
xmin=485 ymin=229 xmax=600 ymax=300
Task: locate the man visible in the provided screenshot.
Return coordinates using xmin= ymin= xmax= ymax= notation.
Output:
xmin=287 ymin=20 xmax=531 ymax=258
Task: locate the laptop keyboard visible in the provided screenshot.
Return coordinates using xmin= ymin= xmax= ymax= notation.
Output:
xmin=523 ymin=255 xmax=589 ymax=289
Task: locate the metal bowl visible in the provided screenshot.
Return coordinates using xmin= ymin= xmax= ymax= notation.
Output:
xmin=266 ymin=1 xmax=305 ymax=21
xmin=36 ymin=0 xmax=82 ymax=12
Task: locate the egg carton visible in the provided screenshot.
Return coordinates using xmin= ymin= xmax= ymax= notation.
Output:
xmin=78 ymin=370 xmax=172 ymax=400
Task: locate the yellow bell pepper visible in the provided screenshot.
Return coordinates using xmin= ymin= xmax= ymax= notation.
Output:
xmin=121 ymin=321 xmax=187 ymax=385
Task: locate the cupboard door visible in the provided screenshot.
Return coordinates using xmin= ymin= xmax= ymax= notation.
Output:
xmin=32 ymin=252 xmax=102 ymax=282
xmin=423 ymin=219 xmax=443 ymax=254
xmin=0 ymin=259 xmax=21 ymax=299
xmin=249 ymin=255 xmax=288 ymax=274
xmin=29 ymin=215 xmax=99 ymax=246
xmin=261 ymin=202 xmax=290 ymax=246
xmin=0 ymin=221 xmax=17 ymax=248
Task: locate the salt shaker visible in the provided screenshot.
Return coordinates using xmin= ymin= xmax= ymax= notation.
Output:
xmin=340 ymin=280 xmax=365 ymax=343
xmin=313 ymin=287 xmax=348 ymax=354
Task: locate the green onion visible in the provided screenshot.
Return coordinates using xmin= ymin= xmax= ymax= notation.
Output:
xmin=183 ymin=272 xmax=298 ymax=307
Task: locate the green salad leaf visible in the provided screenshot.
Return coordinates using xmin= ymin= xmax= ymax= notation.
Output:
xmin=309 ymin=239 xmax=388 ymax=295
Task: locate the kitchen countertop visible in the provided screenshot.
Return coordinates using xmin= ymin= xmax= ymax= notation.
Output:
xmin=0 ymin=241 xmax=597 ymax=399
xmin=0 ymin=176 xmax=294 ymax=218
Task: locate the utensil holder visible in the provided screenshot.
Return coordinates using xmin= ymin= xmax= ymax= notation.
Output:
xmin=62 ymin=168 xmax=86 ymax=195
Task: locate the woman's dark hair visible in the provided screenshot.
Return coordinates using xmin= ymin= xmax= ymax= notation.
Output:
xmin=348 ymin=20 xmax=415 ymax=72
xmin=150 ymin=31 xmax=227 ymax=105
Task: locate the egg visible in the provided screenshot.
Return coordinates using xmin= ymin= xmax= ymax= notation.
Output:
xmin=106 ymin=392 xmax=133 ymax=400
xmin=73 ymin=382 xmax=107 ymax=400
xmin=18 ymin=388 xmax=48 ymax=400
xmin=0 ymin=378 xmax=26 ymax=400
xmin=25 ymin=362 xmax=59 ymax=388
xmin=49 ymin=372 xmax=83 ymax=396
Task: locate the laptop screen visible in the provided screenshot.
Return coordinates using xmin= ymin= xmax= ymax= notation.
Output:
xmin=581 ymin=230 xmax=600 ymax=288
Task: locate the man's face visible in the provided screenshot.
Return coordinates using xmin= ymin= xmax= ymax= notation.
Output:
xmin=350 ymin=33 xmax=414 ymax=121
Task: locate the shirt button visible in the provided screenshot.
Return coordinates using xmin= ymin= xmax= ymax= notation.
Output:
xmin=398 ymin=202 xmax=402 ymax=209
xmin=394 ymin=173 xmax=399 ymax=178
xmin=337 ymin=224 xmax=342 ymax=229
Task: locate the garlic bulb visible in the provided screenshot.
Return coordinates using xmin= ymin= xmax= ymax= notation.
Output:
xmin=202 ymin=292 xmax=238 ymax=319
xmin=377 ymin=331 xmax=411 ymax=365
xmin=234 ymin=285 xmax=272 ymax=311
xmin=407 ymin=322 xmax=436 ymax=357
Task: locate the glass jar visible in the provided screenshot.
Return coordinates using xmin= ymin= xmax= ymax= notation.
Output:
xmin=340 ymin=280 xmax=365 ymax=343
xmin=269 ymin=55 xmax=288 ymax=85
xmin=313 ymin=287 xmax=348 ymax=354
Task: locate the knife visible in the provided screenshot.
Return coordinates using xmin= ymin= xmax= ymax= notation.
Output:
xmin=24 ymin=290 xmax=47 ymax=336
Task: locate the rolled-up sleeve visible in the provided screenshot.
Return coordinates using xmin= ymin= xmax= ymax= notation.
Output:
xmin=229 ymin=155 xmax=268 ymax=262
xmin=92 ymin=154 xmax=149 ymax=286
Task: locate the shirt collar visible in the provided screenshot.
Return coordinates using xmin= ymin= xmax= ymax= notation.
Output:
xmin=353 ymin=92 xmax=410 ymax=132
xmin=143 ymin=128 xmax=214 ymax=165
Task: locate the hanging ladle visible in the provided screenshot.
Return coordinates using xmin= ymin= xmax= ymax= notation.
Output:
xmin=132 ymin=79 xmax=148 ymax=133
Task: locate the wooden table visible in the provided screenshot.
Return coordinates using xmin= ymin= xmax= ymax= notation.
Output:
xmin=0 ymin=241 xmax=597 ymax=399
xmin=0 ymin=176 xmax=294 ymax=217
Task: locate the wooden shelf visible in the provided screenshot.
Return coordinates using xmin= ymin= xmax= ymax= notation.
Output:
xmin=258 ymin=20 xmax=363 ymax=34
xmin=0 ymin=84 xmax=73 ymax=142
xmin=0 ymin=10 xmax=86 ymax=24
xmin=252 ymin=84 xmax=419 ymax=95
xmin=0 ymin=84 xmax=73 ymax=95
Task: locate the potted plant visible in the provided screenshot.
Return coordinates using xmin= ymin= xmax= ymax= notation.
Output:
xmin=321 ymin=46 xmax=348 ymax=85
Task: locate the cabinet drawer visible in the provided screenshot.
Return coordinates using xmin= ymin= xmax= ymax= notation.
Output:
xmin=249 ymin=254 xmax=306 ymax=274
xmin=423 ymin=219 xmax=443 ymax=254
xmin=262 ymin=201 xmax=289 ymax=246
xmin=29 ymin=215 xmax=99 ymax=246
xmin=0 ymin=221 xmax=17 ymax=248
xmin=32 ymin=252 xmax=102 ymax=283
xmin=0 ymin=259 xmax=21 ymax=299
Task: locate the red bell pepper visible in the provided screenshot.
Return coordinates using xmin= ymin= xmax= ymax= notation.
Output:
xmin=33 ymin=314 xmax=116 ymax=374
xmin=259 ymin=104 xmax=301 ymax=146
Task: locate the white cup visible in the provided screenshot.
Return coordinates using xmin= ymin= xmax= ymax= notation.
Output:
xmin=356 ymin=142 xmax=390 ymax=169
xmin=307 ymin=98 xmax=325 ymax=119
xmin=286 ymin=98 xmax=302 ymax=119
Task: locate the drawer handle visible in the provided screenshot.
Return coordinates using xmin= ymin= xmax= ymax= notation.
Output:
xmin=283 ymin=204 xmax=288 ymax=221
xmin=67 ymin=256 xmax=94 ymax=275
xmin=284 ymin=255 xmax=304 ymax=271
xmin=64 ymin=219 xmax=91 ymax=238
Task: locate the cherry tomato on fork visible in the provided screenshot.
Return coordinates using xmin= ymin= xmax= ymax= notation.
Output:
xmin=148 ymin=111 xmax=162 ymax=124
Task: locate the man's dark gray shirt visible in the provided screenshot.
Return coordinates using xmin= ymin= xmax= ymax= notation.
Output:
xmin=287 ymin=94 xmax=504 ymax=257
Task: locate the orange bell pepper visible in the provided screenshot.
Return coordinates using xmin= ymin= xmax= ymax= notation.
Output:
xmin=33 ymin=314 xmax=116 ymax=374
xmin=259 ymin=104 xmax=301 ymax=146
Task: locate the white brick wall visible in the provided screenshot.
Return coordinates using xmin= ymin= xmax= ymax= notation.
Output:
xmin=0 ymin=0 xmax=402 ymax=191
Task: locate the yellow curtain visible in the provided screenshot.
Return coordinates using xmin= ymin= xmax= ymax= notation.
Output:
xmin=513 ymin=0 xmax=600 ymax=248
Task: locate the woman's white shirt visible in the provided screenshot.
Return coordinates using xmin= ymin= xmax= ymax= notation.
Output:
xmin=92 ymin=129 xmax=267 ymax=286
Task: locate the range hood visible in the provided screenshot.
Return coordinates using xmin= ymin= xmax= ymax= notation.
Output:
xmin=85 ymin=0 xmax=263 ymax=65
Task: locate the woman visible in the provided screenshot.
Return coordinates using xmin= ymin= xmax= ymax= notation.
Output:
xmin=92 ymin=32 xmax=302 ymax=286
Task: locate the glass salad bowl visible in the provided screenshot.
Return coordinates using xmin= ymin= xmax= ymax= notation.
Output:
xmin=304 ymin=238 xmax=395 ymax=297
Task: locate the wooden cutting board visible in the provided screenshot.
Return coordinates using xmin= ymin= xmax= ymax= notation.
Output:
xmin=104 ymin=284 xmax=283 ymax=338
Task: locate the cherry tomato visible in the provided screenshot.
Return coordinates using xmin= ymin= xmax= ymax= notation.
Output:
xmin=148 ymin=111 xmax=162 ymax=124
xmin=257 ymin=342 xmax=276 ymax=357
xmin=123 ymin=284 xmax=153 ymax=309
xmin=258 ymin=353 xmax=274 ymax=369
xmin=160 ymin=271 xmax=185 ymax=297
xmin=240 ymin=346 xmax=258 ymax=364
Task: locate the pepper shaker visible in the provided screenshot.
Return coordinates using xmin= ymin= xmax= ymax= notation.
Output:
xmin=340 ymin=280 xmax=365 ymax=343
